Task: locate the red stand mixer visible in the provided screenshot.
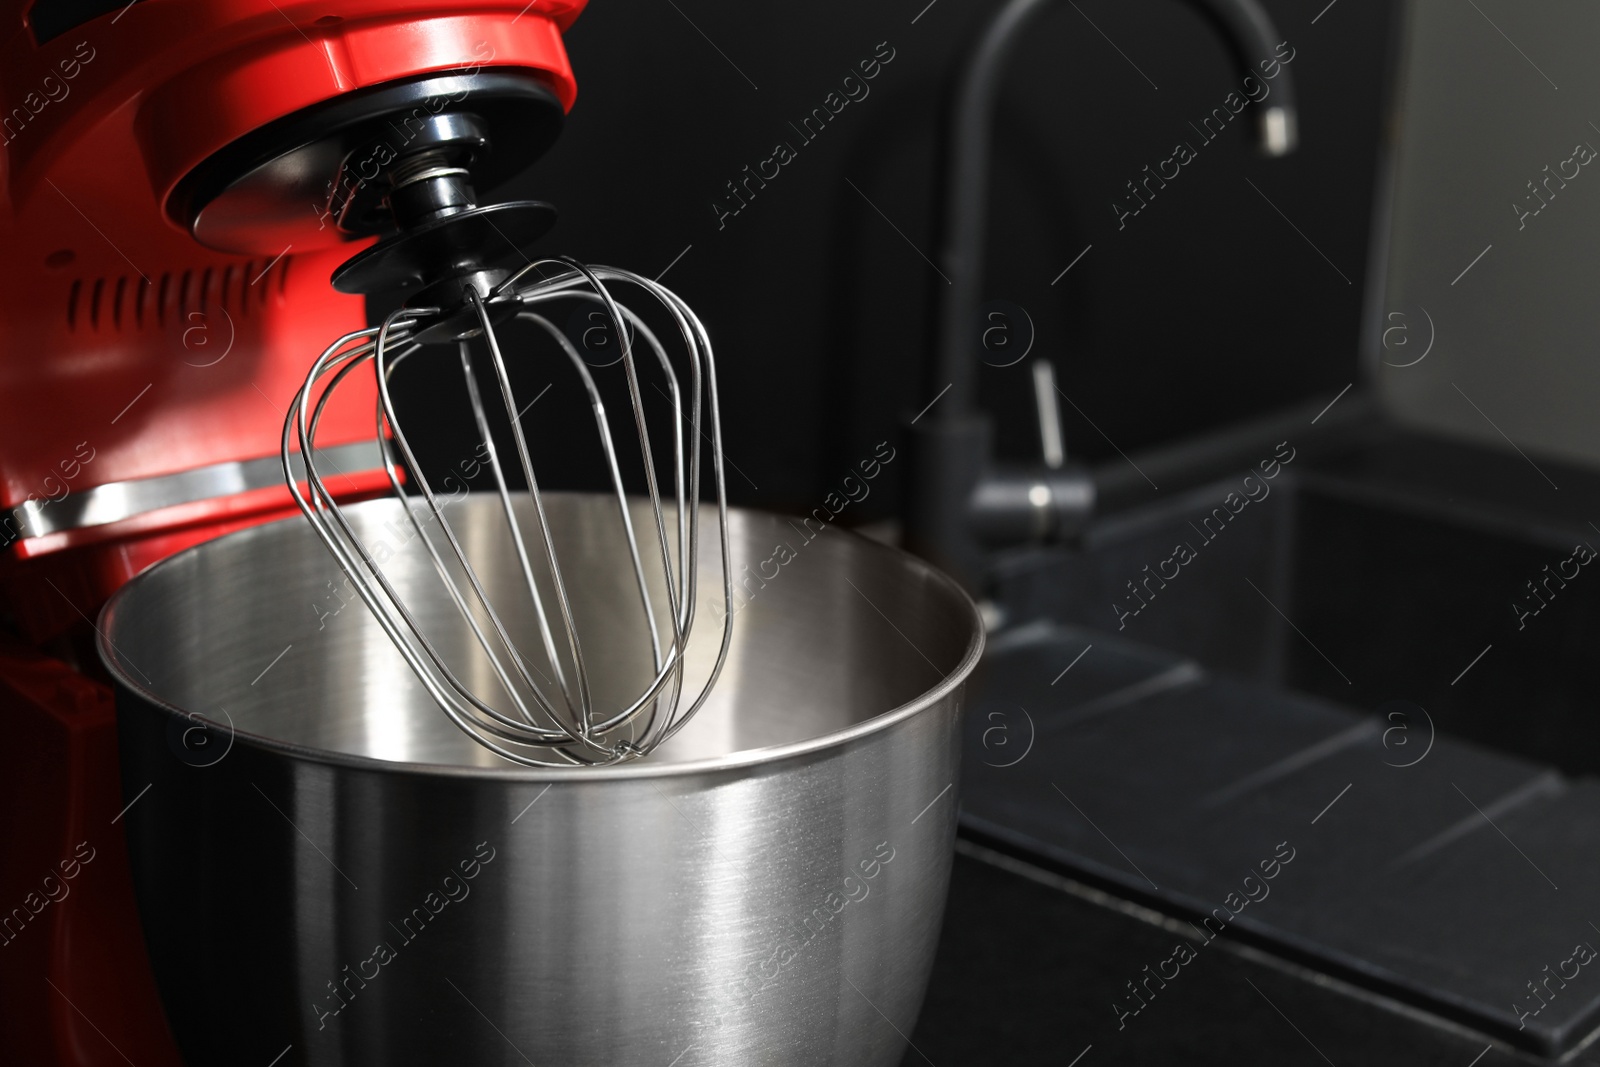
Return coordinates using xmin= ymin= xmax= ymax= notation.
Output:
xmin=0 ymin=3 xmax=588 ymax=1061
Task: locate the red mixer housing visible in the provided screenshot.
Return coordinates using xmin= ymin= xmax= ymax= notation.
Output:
xmin=0 ymin=2 xmax=584 ymax=1061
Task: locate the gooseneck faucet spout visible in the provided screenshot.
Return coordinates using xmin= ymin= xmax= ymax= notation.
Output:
xmin=934 ymin=0 xmax=1298 ymax=424
xmin=906 ymin=0 xmax=1299 ymax=590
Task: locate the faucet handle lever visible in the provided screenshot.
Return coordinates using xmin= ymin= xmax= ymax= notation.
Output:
xmin=1031 ymin=359 xmax=1065 ymax=469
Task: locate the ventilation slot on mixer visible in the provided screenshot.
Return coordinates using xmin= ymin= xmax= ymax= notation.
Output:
xmin=66 ymin=257 xmax=291 ymax=333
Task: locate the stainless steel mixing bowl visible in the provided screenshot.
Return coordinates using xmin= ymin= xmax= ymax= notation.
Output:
xmin=100 ymin=493 xmax=983 ymax=1067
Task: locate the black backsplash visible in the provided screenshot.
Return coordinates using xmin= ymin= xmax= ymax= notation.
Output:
xmin=384 ymin=0 xmax=1401 ymax=522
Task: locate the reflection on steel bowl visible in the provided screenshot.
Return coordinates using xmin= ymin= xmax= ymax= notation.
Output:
xmin=101 ymin=493 xmax=983 ymax=1067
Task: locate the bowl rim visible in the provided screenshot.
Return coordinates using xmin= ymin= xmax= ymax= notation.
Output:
xmin=97 ymin=493 xmax=986 ymax=781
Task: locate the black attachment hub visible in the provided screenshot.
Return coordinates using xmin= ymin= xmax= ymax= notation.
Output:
xmin=327 ymin=104 xmax=558 ymax=343
xmin=330 ymin=201 xmax=555 ymax=296
xmin=175 ymin=71 xmax=563 ymax=257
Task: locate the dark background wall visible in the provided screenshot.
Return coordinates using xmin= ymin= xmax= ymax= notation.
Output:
xmin=391 ymin=0 xmax=1401 ymax=524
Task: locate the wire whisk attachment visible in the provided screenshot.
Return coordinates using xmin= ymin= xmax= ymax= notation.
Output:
xmin=283 ymin=258 xmax=733 ymax=767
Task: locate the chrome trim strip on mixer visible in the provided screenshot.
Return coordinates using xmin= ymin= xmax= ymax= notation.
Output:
xmin=10 ymin=440 xmax=384 ymax=539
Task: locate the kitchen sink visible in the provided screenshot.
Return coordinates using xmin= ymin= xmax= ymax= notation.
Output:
xmin=959 ymin=429 xmax=1600 ymax=1058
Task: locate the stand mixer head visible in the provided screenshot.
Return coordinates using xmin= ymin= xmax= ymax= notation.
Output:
xmin=182 ymin=7 xmax=735 ymax=767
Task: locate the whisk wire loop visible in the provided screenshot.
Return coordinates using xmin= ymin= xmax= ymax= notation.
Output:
xmin=283 ymin=261 xmax=732 ymax=767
